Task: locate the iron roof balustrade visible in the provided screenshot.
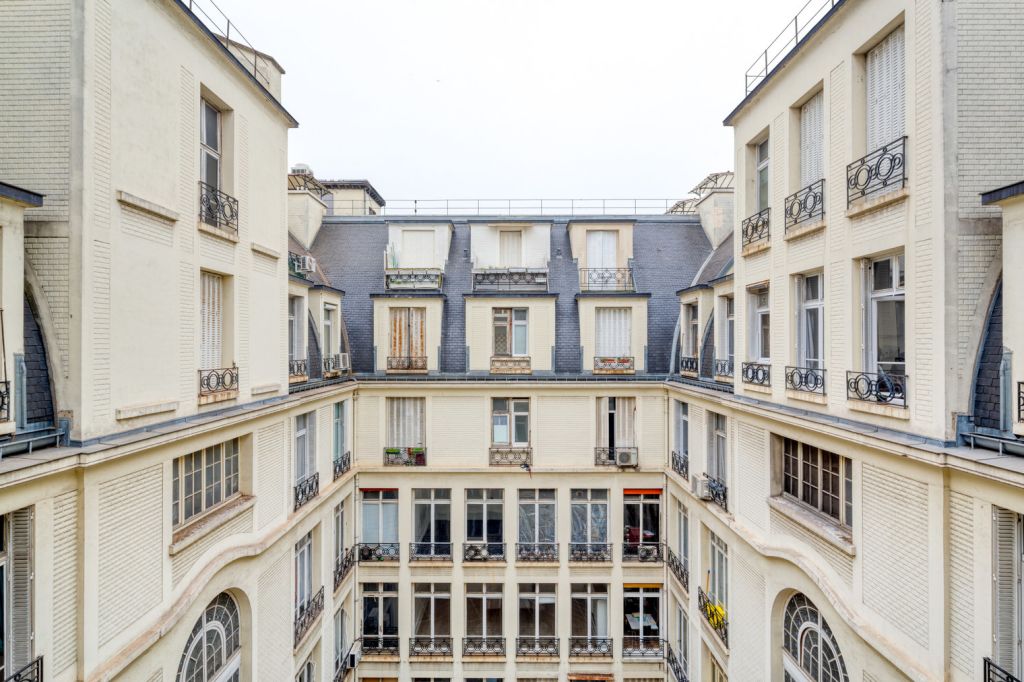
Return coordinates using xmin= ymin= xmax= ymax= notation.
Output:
xmin=679 ymin=355 xmax=698 ymax=374
xmin=713 ymin=358 xmax=734 ymax=378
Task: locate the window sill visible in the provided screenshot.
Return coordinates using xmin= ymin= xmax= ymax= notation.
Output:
xmin=713 ymin=374 xmax=734 ymax=383
xmin=117 ymin=190 xmax=179 ymax=223
xmin=783 ymin=218 xmax=826 ymax=241
xmin=741 ymin=240 xmax=770 ymax=257
xmin=197 ymin=220 xmax=240 ymax=244
xmin=198 ymin=389 xmax=238 ymax=406
xmin=115 ymin=399 xmax=179 ymax=421
xmin=680 ymin=369 xmax=698 ymax=378
xmin=847 ymin=398 xmax=909 ymax=420
xmin=170 ymin=495 xmax=255 ymax=555
xmin=846 ymin=187 xmax=908 ymax=219
xmin=289 ymin=374 xmax=309 ymax=384
xmin=786 ymin=389 xmax=827 ymax=405
xmin=767 ymin=496 xmax=854 ymax=557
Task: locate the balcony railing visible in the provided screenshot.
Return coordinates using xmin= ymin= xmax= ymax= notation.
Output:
xmin=384 ymin=268 xmax=443 ymax=290
xmin=671 ymin=450 xmax=689 ymax=480
xmin=697 ymin=588 xmax=728 ymax=647
xmin=579 ymin=267 xmax=634 ymax=292
xmin=785 ymin=366 xmax=826 ymax=395
xmin=324 ymin=353 xmax=349 ymax=375
xmin=1019 ymin=382 xmax=1024 ymax=423
xmin=666 ymin=643 xmax=688 ymax=682
xmin=516 ymin=636 xmax=559 ymax=657
xmin=490 ymin=355 xmax=532 ymax=374
xmin=846 ymin=370 xmax=908 ymax=407
xmin=622 ymin=636 xmax=664 ymax=658
xmin=463 ymin=542 xmax=506 ymax=562
xmin=3 ymin=657 xmax=43 ymax=682
xmin=362 ymin=635 xmax=400 ymax=655
xmin=463 ymin=636 xmax=506 ymax=656
xmin=333 ymin=546 xmax=356 ymax=590
xmin=679 ymin=355 xmax=698 ymax=374
xmin=714 ymin=358 xmax=734 ymax=377
xmin=294 ymin=586 xmax=325 ymax=647
xmin=289 ymin=358 xmax=308 ymax=378
xmin=383 ymin=446 xmax=426 ymax=466
xmin=594 ymin=446 xmax=638 ymax=466
xmin=293 ymin=473 xmax=319 ymax=511
xmin=198 ymin=365 xmax=238 ymax=397
xmin=333 ymin=451 xmax=351 ymax=480
xmin=667 ymin=547 xmax=689 ymax=592
xmin=387 ymin=355 xmax=427 ymax=372
xmin=198 ymin=180 xmax=239 ymax=233
xmin=569 ymin=637 xmax=613 ymax=657
xmin=333 ymin=638 xmax=360 ymax=681
xmin=473 ymin=268 xmax=548 ymax=291
xmin=703 ymin=475 xmax=729 ymax=512
xmin=569 ymin=542 xmax=612 ymax=562
xmin=985 ymin=657 xmax=1023 ymax=682
xmin=785 ymin=179 xmax=825 ymax=230
xmin=847 ymin=136 xmax=907 ymax=207
xmin=409 ymin=636 xmax=453 ymax=656
xmin=516 ymin=542 xmax=559 ymax=562
xmin=593 ymin=356 xmax=635 ymax=374
xmin=357 ymin=543 xmax=400 ymax=562
xmin=410 ymin=542 xmax=453 ymax=560
xmin=741 ymin=207 xmax=770 ymax=247
xmin=489 ymin=446 xmax=532 ymax=466
xmin=622 ymin=542 xmax=664 ymax=562
xmin=288 ymin=252 xmax=312 ymax=280
xmin=741 ymin=361 xmax=771 ymax=386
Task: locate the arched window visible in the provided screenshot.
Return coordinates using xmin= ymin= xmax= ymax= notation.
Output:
xmin=177 ymin=593 xmax=241 ymax=682
xmin=783 ymin=593 xmax=848 ymax=682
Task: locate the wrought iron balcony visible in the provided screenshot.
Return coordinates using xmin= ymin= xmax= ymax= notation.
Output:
xmin=622 ymin=542 xmax=664 ymax=563
xmin=741 ymin=361 xmax=771 ymax=386
xmin=741 ymin=207 xmax=770 ymax=247
xmin=622 ymin=636 xmax=664 ymax=658
xmin=714 ymin=358 xmax=734 ymax=377
xmin=409 ymin=636 xmax=453 ymax=656
xmin=594 ymin=446 xmax=638 ymax=466
xmin=333 ymin=639 xmax=359 ymax=681
xmin=3 ymin=656 xmax=43 ymax=682
xmin=333 ymin=546 xmax=356 ymax=590
xmin=985 ymin=657 xmax=1022 ymax=682
xmin=333 ymin=451 xmax=351 ymax=480
xmin=569 ymin=637 xmax=613 ymax=657
xmin=666 ymin=643 xmax=688 ymax=682
xmin=847 ymin=136 xmax=907 ymax=207
xmin=410 ymin=542 xmax=452 ymax=560
xmin=294 ymin=473 xmax=320 ymax=511
xmin=667 ymin=547 xmax=689 ymax=592
xmin=846 ymin=370 xmax=908 ymax=407
xmin=289 ymin=358 xmax=308 ymax=377
xmin=463 ymin=542 xmax=505 ymax=562
xmin=384 ymin=268 xmax=442 ymax=290
xmin=384 ymin=446 xmax=426 ymax=466
xmin=785 ymin=179 xmax=825 ymax=230
xmin=697 ymin=587 xmax=729 ymax=647
xmin=1019 ymin=382 xmax=1024 ymax=423
xmin=198 ymin=365 xmax=238 ymax=397
xmin=473 ymin=268 xmax=548 ymax=291
xmin=357 ymin=543 xmax=400 ymax=562
xmin=490 ymin=355 xmax=531 ymax=374
xmin=679 ymin=355 xmax=698 ymax=374
xmin=785 ymin=366 xmax=826 ymax=395
xmin=0 ymin=380 xmax=10 ymax=422
xmin=579 ymin=267 xmax=634 ymax=292
xmin=569 ymin=542 xmax=612 ymax=562
xmin=198 ymin=180 xmax=239 ymax=233
xmin=516 ymin=636 xmax=559 ymax=657
xmin=489 ymin=446 xmax=532 ymax=466
xmin=463 ymin=636 xmax=506 ymax=656
xmin=387 ymin=355 xmax=427 ymax=372
xmin=324 ymin=353 xmax=349 ymax=375
xmin=362 ymin=635 xmax=400 ymax=655
xmin=593 ymin=356 xmax=634 ymax=374
xmin=700 ymin=474 xmax=728 ymax=512
xmin=671 ymin=450 xmax=689 ymax=480
xmin=294 ymin=586 xmax=325 ymax=647
xmin=516 ymin=542 xmax=559 ymax=562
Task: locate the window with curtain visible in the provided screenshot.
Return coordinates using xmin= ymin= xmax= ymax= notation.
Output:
xmin=708 ymin=412 xmax=728 ymax=483
xmin=571 ymin=584 xmax=609 ymax=639
xmin=413 ymin=583 xmax=451 ymax=638
xmin=798 ymin=274 xmax=825 ymax=369
xmin=362 ymin=582 xmax=399 ymax=646
xmin=570 ymin=489 xmax=608 ymax=544
xmin=333 ymin=501 xmax=345 ymax=564
xmin=295 ymin=532 xmax=313 ymax=613
xmin=386 ymin=397 xmax=424 ymax=448
xmin=708 ymin=531 xmax=728 ymax=609
xmin=499 ymin=230 xmax=522 ymax=267
xmin=756 ymin=138 xmax=770 ymax=212
xmin=413 ymin=489 xmax=451 ymax=555
xmin=361 ymin=490 xmax=399 ymax=543
xmin=493 ymin=309 xmax=528 ymax=356
xmin=595 ymin=308 xmax=631 ymax=357
xmin=518 ymin=489 xmax=556 ymax=544
xmin=333 ymin=400 xmax=347 ymax=461
xmin=866 ymin=254 xmax=905 ymax=379
xmin=749 ymin=286 xmax=770 ymax=362
xmin=596 ymin=397 xmax=636 ymax=450
xmin=323 ymin=305 xmax=335 ymax=356
xmin=518 ymin=584 xmax=556 ymax=637
xmin=200 ymin=99 xmax=222 ymax=191
xmin=466 ymin=489 xmax=504 ymax=546
xmin=684 ymin=304 xmax=699 ymax=356
xmin=466 ymin=583 xmax=503 ymax=637
xmin=294 ymin=411 xmax=316 ymax=484
xmin=675 ymin=401 xmax=689 ymax=455
xmin=288 ymin=295 xmax=302 ymax=363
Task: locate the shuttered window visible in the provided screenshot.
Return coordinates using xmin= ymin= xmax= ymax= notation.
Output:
xmin=993 ymin=507 xmax=1021 ymax=674
xmin=799 ymin=90 xmax=824 ymax=187
xmin=389 ymin=307 xmax=426 ymax=358
xmin=200 ymin=272 xmax=224 ymax=370
xmin=387 ymin=397 xmax=424 ymax=448
xmin=595 ymin=308 xmax=631 ymax=357
xmin=295 ymin=412 xmax=317 ymax=483
xmin=288 ymin=296 xmax=303 ymax=362
xmin=6 ymin=508 xmax=33 ymax=672
xmin=596 ymin=397 xmax=635 ymax=448
xmin=499 ymin=231 xmax=522 ymax=267
xmin=866 ymin=26 xmax=906 ymax=151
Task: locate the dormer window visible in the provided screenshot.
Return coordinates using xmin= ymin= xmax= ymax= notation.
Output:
xmin=493 ymin=308 xmax=528 ymax=357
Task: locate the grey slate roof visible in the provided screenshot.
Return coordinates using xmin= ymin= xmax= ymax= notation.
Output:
xmin=973 ymin=282 xmax=1003 ymax=430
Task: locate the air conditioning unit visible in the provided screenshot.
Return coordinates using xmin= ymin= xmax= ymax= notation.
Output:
xmin=692 ymin=474 xmax=713 ymax=501
xmin=616 ymin=449 xmax=639 ymax=467
xmin=346 ymin=651 xmax=359 ymax=669
xmin=300 ymin=255 xmax=317 ymax=272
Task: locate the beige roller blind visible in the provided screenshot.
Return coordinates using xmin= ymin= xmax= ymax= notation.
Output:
xmin=200 ymin=272 xmax=223 ymax=370
xmin=499 ymin=231 xmax=522 ymax=267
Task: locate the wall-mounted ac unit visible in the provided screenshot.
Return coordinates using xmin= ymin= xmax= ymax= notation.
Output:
xmin=691 ymin=474 xmax=713 ymax=501
xmin=300 ymin=255 xmax=317 ymax=272
xmin=617 ymin=449 xmax=639 ymax=467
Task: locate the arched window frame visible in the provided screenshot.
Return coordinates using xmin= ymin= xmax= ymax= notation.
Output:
xmin=177 ymin=592 xmax=242 ymax=682
xmin=782 ymin=593 xmax=849 ymax=682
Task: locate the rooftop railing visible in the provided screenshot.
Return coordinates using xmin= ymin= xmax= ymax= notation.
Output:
xmin=329 ymin=198 xmax=693 ymax=216
xmin=744 ymin=0 xmax=844 ymax=94
xmin=184 ymin=0 xmax=274 ymax=89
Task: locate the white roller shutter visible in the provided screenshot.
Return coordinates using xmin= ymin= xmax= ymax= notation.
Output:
xmin=8 ymin=508 xmax=34 ymax=670
xmin=387 ymin=397 xmax=424 ymax=447
xmin=200 ymin=272 xmax=223 ymax=370
xmin=614 ymin=397 xmax=636 ymax=447
xmin=595 ymin=308 xmax=631 ymax=357
xmin=401 ymin=230 xmax=434 ymax=268
xmin=499 ymin=231 xmax=522 ymax=267
xmin=993 ymin=507 xmax=1021 ymax=674
xmin=866 ymin=26 xmax=906 ymax=151
xmin=799 ymin=90 xmax=824 ymax=187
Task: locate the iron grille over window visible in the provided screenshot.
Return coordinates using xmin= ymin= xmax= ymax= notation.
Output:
xmin=741 ymin=208 xmax=770 ymax=247
xmin=785 ymin=179 xmax=825 ymax=230
xmin=198 ymin=180 xmax=239 ymax=233
xmin=847 ymin=137 xmax=907 ymax=206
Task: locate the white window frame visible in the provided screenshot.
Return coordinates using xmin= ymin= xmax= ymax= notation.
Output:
xmin=361 ymin=490 xmax=399 ymax=543
xmin=491 ymin=398 xmax=529 ymax=447
xmin=200 ymin=98 xmax=222 ymax=190
xmin=288 ymin=295 xmax=303 ymax=362
xmin=466 ymin=583 xmax=503 ymax=637
xmin=492 ymin=308 xmax=529 ymax=357
xmin=623 ymin=586 xmax=661 ymax=638
xmin=595 ymin=307 xmax=631 ymax=357
xmin=518 ymin=583 xmax=557 ymax=637
xmin=466 ymin=489 xmax=503 ymax=544
xmin=864 ymin=254 xmax=906 ymax=377
xmin=518 ymin=489 xmax=557 ymax=544
xmin=750 ymin=286 xmax=770 ymax=362
xmin=323 ymin=304 xmax=335 ymax=357
xmin=334 ymin=608 xmax=348 ymax=673
xmin=570 ymin=583 xmax=609 ymax=638
xmin=797 ymin=273 xmax=825 ymax=369
xmin=333 ymin=400 xmax=347 ymax=462
xmin=725 ymin=296 xmax=735 ymax=364
xmin=684 ymin=303 xmax=699 ymax=356
xmin=200 ymin=271 xmax=225 ymax=371
xmin=295 ymin=532 xmax=313 ymax=613
xmin=676 ymin=603 xmax=689 ymax=669
xmin=295 ymin=411 xmax=316 ymax=484
xmin=799 ymin=90 xmax=825 ymax=188
xmin=413 ymin=488 xmax=451 ymax=547
xmin=708 ymin=532 xmax=728 ymax=608
xmin=413 ymin=583 xmax=451 ymax=637
xmin=756 ymin=138 xmax=770 ymax=212
xmin=708 ymin=412 xmax=728 ymax=483
xmin=172 ymin=438 xmax=241 ymax=527
xmin=675 ymin=400 xmax=689 ymax=456
xmin=334 ymin=501 xmax=345 ymax=564
xmin=677 ymin=499 xmax=689 ymax=560
xmin=782 ymin=438 xmax=853 ymax=528
xmin=570 ymin=489 xmax=608 ymax=544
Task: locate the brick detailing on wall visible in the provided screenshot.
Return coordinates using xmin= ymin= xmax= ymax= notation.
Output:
xmin=770 ymin=509 xmax=853 ymax=585
xmin=439 ymin=222 xmax=470 ymax=372
xmin=23 ymin=295 xmax=55 ymax=425
xmin=91 ymin=0 xmax=113 ymax=240
xmin=121 ymin=205 xmax=175 ymax=247
xmin=948 ymin=491 xmax=975 ymax=674
xmin=863 ymin=672 xmax=881 ymax=682
xmin=199 ymin=231 xmax=236 ymax=266
xmin=731 ymin=554 xmax=766 ymax=681
xmin=25 ymin=236 xmax=70 ymax=378
xmin=178 ymin=263 xmax=196 ymax=401
xmin=640 ymin=396 xmax=665 ymax=466
xmin=171 ymin=507 xmax=253 ymax=585
xmin=255 ymin=422 xmax=286 ymax=529
xmin=238 ymin=114 xmax=249 ymax=240
xmin=256 ymin=551 xmax=291 ymax=681
xmin=550 ymin=221 xmax=581 ymax=372
xmin=178 ymin=67 xmax=196 ymax=254
xmin=828 ymin=262 xmax=849 ymax=399
xmin=851 ymin=202 xmax=908 ymax=251
xmin=52 ymin=490 xmax=78 ymax=675
xmin=92 ymin=240 xmax=112 ymax=422
xmin=861 ymin=463 xmax=930 ymax=648
xmin=97 ymin=465 xmax=163 ymax=646
xmin=736 ymin=421 xmax=769 ymax=531
xmin=913 ymin=0 xmax=934 ymax=235
xmin=957 ymin=234 xmax=1002 ymax=374
xmin=253 ymin=251 xmax=277 ymax=276
xmin=913 ymin=238 xmax=935 ymax=423
xmin=534 ymin=395 xmax=592 ymax=467
xmin=973 ymin=283 xmax=1003 ymax=430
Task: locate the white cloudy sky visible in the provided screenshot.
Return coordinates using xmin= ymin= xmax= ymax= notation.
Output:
xmin=211 ymin=0 xmax=801 ymax=200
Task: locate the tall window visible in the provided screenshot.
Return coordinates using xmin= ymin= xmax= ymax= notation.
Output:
xmin=295 ymin=412 xmax=316 ymax=485
xmin=992 ymin=507 xmax=1022 ymax=676
xmin=518 ymin=489 xmax=556 ymax=546
xmin=466 ymin=584 xmax=503 ymax=639
xmin=323 ymin=305 xmax=335 ymax=356
xmin=570 ymin=489 xmax=608 ymax=545
xmin=200 ymin=272 xmax=224 ymax=370
xmin=361 ymin=490 xmax=398 ymax=544
xmin=866 ymin=254 xmax=905 ymax=377
xmin=725 ymin=296 xmax=735 ymax=365
xmin=708 ymin=413 xmax=727 ymax=483
xmin=677 ymin=499 xmax=689 ymax=561
xmin=362 ymin=582 xmax=398 ymax=649
xmin=333 ymin=400 xmax=347 ymax=462
xmin=675 ymin=401 xmax=689 ymax=456
xmin=595 ymin=308 xmax=631 ymax=357
xmin=586 ymin=230 xmax=618 ymax=270
xmin=676 ymin=603 xmax=689 ymax=670
xmin=492 ymin=399 xmax=529 ymax=447
xmin=596 ymin=397 xmax=635 ymax=454
xmin=623 ymin=491 xmax=661 ymax=548
xmin=466 ymin=489 xmax=504 ymax=548
xmin=389 ymin=307 xmax=426 ymax=362
xmin=623 ymin=586 xmax=661 ymax=645
xmin=334 ymin=608 xmax=348 ymax=676
xmin=798 ymin=273 xmax=824 ymax=369
xmin=750 ymin=286 xmax=770 ymax=362
xmin=783 ymin=593 xmax=850 ymax=682
xmin=518 ymin=584 xmax=556 ymax=638
xmin=708 ymin=532 xmax=728 ymax=610
xmin=782 ymin=438 xmax=853 ymax=528
xmin=800 ymin=90 xmax=824 ymax=187
xmin=571 ymin=584 xmax=609 ymax=641
xmin=386 ymin=397 xmax=425 ymax=448
xmin=333 ymin=501 xmax=346 ymax=569
xmin=756 ymin=138 xmax=770 ymax=211
xmin=295 ymin=658 xmax=315 ymax=682
xmin=684 ymin=304 xmax=699 ymax=356
xmin=288 ymin=295 xmax=302 ymax=363
xmin=413 ymin=583 xmax=451 ymax=642
xmin=413 ymin=489 xmax=451 ymax=557
xmin=499 ymin=230 xmax=523 ymax=267
xmin=176 ymin=593 xmax=241 ymax=682
xmin=493 ymin=309 xmax=528 ymax=357
xmin=172 ymin=439 xmax=240 ymax=526
xmin=200 ymin=99 xmax=221 ymax=191
xmin=866 ymin=26 xmax=906 ymax=151
xmin=295 ymin=532 xmax=314 ymax=617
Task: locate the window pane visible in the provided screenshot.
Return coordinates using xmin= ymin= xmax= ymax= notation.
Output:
xmin=513 ymin=414 xmax=529 ymax=444
xmin=571 ymin=504 xmax=587 ymax=543
xmin=512 ymin=324 xmax=527 ymax=356
xmin=872 ymin=258 xmax=892 ymax=292
xmin=202 ymin=101 xmax=219 ymax=150
xmin=492 ymin=414 xmax=509 ymax=444
xmin=875 ymin=299 xmax=905 ymax=367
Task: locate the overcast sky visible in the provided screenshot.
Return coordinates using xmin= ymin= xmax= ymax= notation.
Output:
xmin=212 ymin=0 xmax=801 ymax=200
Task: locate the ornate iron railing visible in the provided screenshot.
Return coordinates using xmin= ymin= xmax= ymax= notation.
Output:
xmin=698 ymin=588 xmax=728 ymax=647
xmin=569 ymin=542 xmax=612 ymax=562
xmin=622 ymin=542 xmax=664 ymax=562
xmin=198 ymin=180 xmax=239 ymax=233
xmin=473 ymin=268 xmax=548 ymax=291
xmin=289 ymin=358 xmax=308 ymax=377
xmin=293 ymin=473 xmax=319 ymax=511
xmin=357 ymin=543 xmax=400 ymax=562
xmin=387 ymin=355 xmax=427 ymax=371
xmin=333 ymin=546 xmax=356 ymax=590
xmin=410 ymin=542 xmax=452 ymax=560
xmin=490 ymin=355 xmax=531 ymax=374
xmin=384 ymin=268 xmax=442 ymax=290
xmin=333 ymin=638 xmax=360 ymax=681
xmin=785 ymin=179 xmax=825 ymax=230
xmin=324 ymin=353 xmax=348 ymax=374
xmin=294 ymin=586 xmax=325 ymax=647
xmin=409 ymin=636 xmax=453 ymax=656
xmin=741 ymin=361 xmax=771 ymax=386
xmin=333 ymin=451 xmax=351 ymax=480
xmin=785 ymin=366 xmax=826 ymax=395
xmin=593 ymin=356 xmax=635 ymax=373
xmin=714 ymin=358 xmax=734 ymax=377
xmin=667 ymin=547 xmax=689 ymax=592
xmin=847 ymin=136 xmax=907 ymax=207
xmin=463 ymin=636 xmax=506 ymax=656
xmin=1019 ymin=382 xmax=1024 ymax=423
xmin=594 ymin=446 xmax=638 ymax=466
xmin=679 ymin=355 xmax=698 ymax=373
xmin=846 ymin=370 xmax=908 ymax=407
xmin=383 ymin=446 xmax=427 ymax=466
xmin=489 ymin=446 xmax=532 ymax=466
xmin=3 ymin=657 xmax=43 ymax=682
xmin=516 ymin=636 xmax=559 ymax=657
xmin=579 ymin=267 xmax=634 ymax=291
xmin=0 ymin=380 xmax=10 ymax=422
xmin=361 ymin=635 xmax=400 ymax=655
xmin=516 ymin=542 xmax=559 ymax=562
xmin=569 ymin=637 xmax=613 ymax=657
xmin=198 ymin=365 xmax=238 ymax=396
xmin=622 ymin=636 xmax=664 ymax=658
xmin=706 ymin=475 xmax=728 ymax=512
xmin=463 ymin=542 xmax=506 ymax=562
xmin=666 ymin=643 xmax=688 ymax=682
xmin=671 ymin=450 xmax=689 ymax=480
xmin=985 ymin=657 xmax=1023 ymax=682
xmin=741 ymin=207 xmax=770 ymax=247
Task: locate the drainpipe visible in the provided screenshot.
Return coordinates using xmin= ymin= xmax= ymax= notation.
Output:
xmin=1000 ymin=348 xmax=1013 ymax=434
